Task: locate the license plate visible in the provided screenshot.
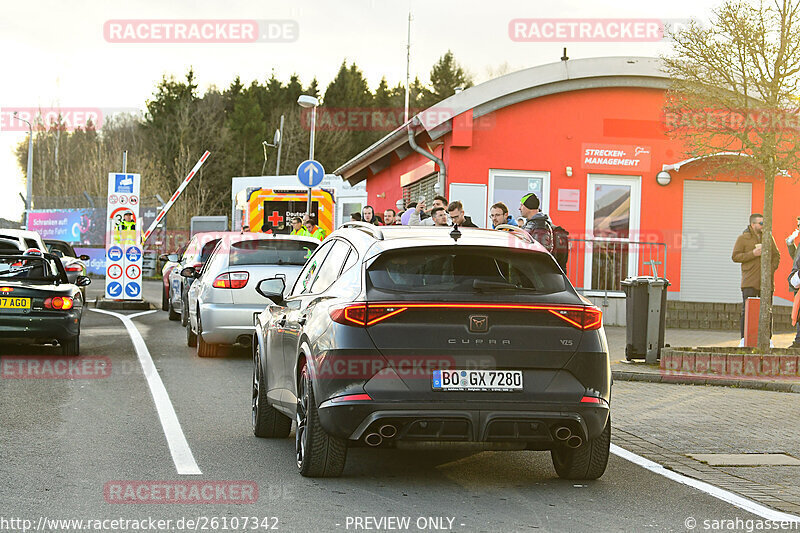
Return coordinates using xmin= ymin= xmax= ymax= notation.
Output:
xmin=0 ymin=297 xmax=31 ymax=309
xmin=432 ymin=370 xmax=523 ymax=391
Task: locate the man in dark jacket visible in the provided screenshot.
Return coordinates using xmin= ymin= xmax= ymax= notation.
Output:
xmin=447 ymin=201 xmax=478 ymax=228
xmin=519 ymin=193 xmax=554 ymax=252
xmin=731 ymin=213 xmax=780 ymax=345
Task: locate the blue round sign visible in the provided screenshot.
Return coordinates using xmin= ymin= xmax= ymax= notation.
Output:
xmin=296 ymin=160 xmax=325 ymax=187
xmin=107 ymin=281 xmax=122 ymax=297
xmin=125 ymin=282 xmax=141 ymax=298
xmin=125 ymin=246 xmax=142 ymax=262
xmin=108 ymin=246 xmax=123 ymax=261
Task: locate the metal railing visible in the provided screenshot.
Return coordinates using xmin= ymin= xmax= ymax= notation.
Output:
xmin=565 ymin=237 xmax=668 ymax=301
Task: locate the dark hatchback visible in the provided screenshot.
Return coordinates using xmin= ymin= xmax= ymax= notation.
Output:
xmin=0 ymin=252 xmax=90 ymax=355
xmin=251 ymin=224 xmax=611 ymax=479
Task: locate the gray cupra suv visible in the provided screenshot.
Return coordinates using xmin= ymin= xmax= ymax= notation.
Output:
xmin=251 ymin=223 xmax=611 ymax=479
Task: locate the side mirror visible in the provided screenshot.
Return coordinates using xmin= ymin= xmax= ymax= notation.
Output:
xmin=256 ymin=277 xmax=286 ymax=305
xmin=76 ymin=275 xmax=92 ymax=287
xmin=79 ymin=254 xmax=90 ymax=261
xmin=158 ymin=253 xmax=169 ymax=261
xmin=180 ymin=266 xmax=198 ymax=278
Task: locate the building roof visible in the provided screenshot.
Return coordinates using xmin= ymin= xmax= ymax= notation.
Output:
xmin=334 ymin=56 xmax=670 ymax=184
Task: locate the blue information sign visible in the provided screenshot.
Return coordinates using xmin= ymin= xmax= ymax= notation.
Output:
xmin=125 ymin=246 xmax=142 ymax=262
xmin=125 ymin=282 xmax=141 ymax=298
xmin=107 ymin=282 xmax=122 ymax=297
xmin=296 ymin=160 xmax=324 ymax=187
xmin=108 ymin=246 xmax=123 ymax=261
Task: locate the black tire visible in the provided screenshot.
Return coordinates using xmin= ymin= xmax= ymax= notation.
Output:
xmin=196 ymin=313 xmax=217 ymax=357
xmin=61 ymin=335 xmax=80 ymax=356
xmin=551 ymin=418 xmax=611 ymax=480
xmin=161 ymin=284 xmax=169 ymax=311
xmin=167 ymin=293 xmax=180 ymax=321
xmin=186 ymin=314 xmax=197 ymax=347
xmin=296 ymin=360 xmax=347 ymax=477
xmin=252 ymin=343 xmax=292 ymax=438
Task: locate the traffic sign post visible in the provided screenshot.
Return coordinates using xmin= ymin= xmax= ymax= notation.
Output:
xmin=105 ymin=172 xmax=142 ymax=300
xmin=297 ymin=160 xmax=325 ymax=216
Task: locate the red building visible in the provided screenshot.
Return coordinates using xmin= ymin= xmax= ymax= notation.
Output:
xmin=334 ymin=56 xmax=800 ymax=315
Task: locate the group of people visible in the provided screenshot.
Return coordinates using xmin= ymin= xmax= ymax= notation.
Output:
xmin=732 ymin=213 xmax=800 ymax=348
xmin=348 ymin=193 xmax=559 ymax=253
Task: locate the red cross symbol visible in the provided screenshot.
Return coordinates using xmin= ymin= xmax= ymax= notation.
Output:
xmin=267 ymin=211 xmax=284 ymax=227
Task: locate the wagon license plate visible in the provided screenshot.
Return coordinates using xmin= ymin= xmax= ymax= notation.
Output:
xmin=0 ymin=297 xmax=31 ymax=309
xmin=432 ymin=370 xmax=523 ymax=391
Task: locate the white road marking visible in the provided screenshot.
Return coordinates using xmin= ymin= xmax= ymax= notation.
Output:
xmin=92 ymin=308 xmax=202 ymax=475
xmin=611 ymin=444 xmax=800 ymax=522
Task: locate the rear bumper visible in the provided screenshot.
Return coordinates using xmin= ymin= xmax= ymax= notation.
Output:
xmin=0 ymin=310 xmax=81 ymax=341
xmin=200 ymin=303 xmax=264 ymax=344
xmin=317 ymin=399 xmax=610 ymax=446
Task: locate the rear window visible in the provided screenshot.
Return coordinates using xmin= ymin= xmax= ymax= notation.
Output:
xmin=229 ymin=239 xmax=317 ymax=266
xmin=367 ymin=247 xmax=566 ymax=294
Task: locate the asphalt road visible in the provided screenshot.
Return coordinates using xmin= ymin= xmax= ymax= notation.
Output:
xmin=0 ymin=289 xmax=793 ymax=532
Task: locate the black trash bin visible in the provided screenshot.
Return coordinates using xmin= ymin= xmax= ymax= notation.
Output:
xmin=621 ymin=277 xmax=670 ymax=363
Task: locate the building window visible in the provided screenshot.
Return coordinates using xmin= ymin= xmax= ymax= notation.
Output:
xmin=402 ymin=173 xmax=438 ymax=207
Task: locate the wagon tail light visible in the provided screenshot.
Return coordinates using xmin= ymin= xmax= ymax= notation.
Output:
xmin=330 ymin=304 xmax=408 ymax=327
xmin=329 ymin=303 xmax=602 ymax=330
xmin=212 ymin=272 xmax=249 ymax=289
xmin=44 ymin=296 xmax=74 ymax=310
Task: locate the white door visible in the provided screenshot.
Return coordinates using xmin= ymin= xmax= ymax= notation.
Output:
xmin=583 ymin=174 xmax=642 ymax=291
xmin=488 ymin=169 xmax=550 ymax=221
xmin=449 ymin=183 xmax=488 ymax=228
xmin=681 ymin=180 xmax=752 ymax=302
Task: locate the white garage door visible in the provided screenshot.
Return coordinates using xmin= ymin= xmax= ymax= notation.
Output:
xmin=680 ymin=180 xmax=752 ymax=302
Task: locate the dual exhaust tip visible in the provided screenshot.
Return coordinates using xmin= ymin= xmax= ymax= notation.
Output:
xmin=554 ymin=426 xmax=583 ymax=449
xmin=365 ymin=424 xmax=397 ymax=446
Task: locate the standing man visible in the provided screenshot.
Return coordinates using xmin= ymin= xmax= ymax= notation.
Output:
xmin=519 ymin=193 xmax=553 ymax=252
xmin=447 ymin=201 xmax=478 ymax=227
xmin=383 ymin=209 xmax=398 ymax=225
xmin=489 ymin=202 xmax=518 ymax=229
xmin=430 ymin=206 xmax=450 ymax=226
xmin=290 ymin=217 xmax=310 ymax=237
xmin=732 ymin=213 xmax=780 ymax=346
xmin=305 ymin=214 xmax=326 ymax=241
xmin=410 ymin=195 xmax=448 ymax=226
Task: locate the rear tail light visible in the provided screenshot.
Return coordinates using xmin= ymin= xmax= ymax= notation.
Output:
xmin=330 ymin=304 xmax=408 ymax=327
xmin=548 ymin=306 xmax=602 ymax=330
xmin=0 ymin=287 xmax=13 ymax=293
xmin=329 ymin=303 xmax=601 ymax=329
xmin=212 ymin=271 xmax=249 ymax=289
xmin=580 ymin=395 xmax=608 ymax=406
xmin=65 ymin=265 xmax=83 ymax=272
xmin=44 ymin=296 xmax=74 ymax=310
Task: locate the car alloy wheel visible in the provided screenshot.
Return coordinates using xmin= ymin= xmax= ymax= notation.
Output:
xmin=295 ymin=359 xmax=347 ymax=477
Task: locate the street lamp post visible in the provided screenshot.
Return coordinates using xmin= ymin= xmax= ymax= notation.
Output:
xmin=297 ymin=95 xmax=319 ymax=215
xmin=13 ymin=112 xmax=33 ymax=229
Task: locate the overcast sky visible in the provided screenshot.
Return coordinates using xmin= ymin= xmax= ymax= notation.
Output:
xmin=0 ymin=0 xmax=721 ymax=221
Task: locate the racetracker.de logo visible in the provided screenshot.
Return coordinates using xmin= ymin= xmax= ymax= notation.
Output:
xmin=103 ymin=19 xmax=298 ymax=43
xmin=1 ymin=356 xmax=111 ymax=379
xmin=104 ymin=481 xmax=258 ymax=504
xmin=508 ymin=18 xmax=690 ymax=42
xmin=1 ymin=107 xmax=103 ymax=132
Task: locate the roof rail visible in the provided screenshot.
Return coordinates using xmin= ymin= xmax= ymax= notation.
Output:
xmin=340 ymin=221 xmax=384 ymax=240
xmin=494 ymin=224 xmax=534 ymax=243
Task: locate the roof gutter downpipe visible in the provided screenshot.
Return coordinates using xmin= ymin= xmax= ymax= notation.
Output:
xmin=408 ymin=116 xmax=446 ymax=195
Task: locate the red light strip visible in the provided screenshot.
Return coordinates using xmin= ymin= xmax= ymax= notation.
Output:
xmin=330 ymin=393 xmax=372 ymax=403
xmin=366 ymin=307 xmax=408 ymax=326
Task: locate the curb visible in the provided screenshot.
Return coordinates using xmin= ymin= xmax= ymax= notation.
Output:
xmin=612 ymin=370 xmax=800 ymax=394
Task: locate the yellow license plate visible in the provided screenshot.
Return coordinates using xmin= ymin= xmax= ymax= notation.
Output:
xmin=0 ymin=297 xmax=31 ymax=309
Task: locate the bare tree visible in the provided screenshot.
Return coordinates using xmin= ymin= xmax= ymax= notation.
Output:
xmin=663 ymin=0 xmax=800 ymax=349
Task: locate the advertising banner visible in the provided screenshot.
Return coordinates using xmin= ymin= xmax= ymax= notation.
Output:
xmin=581 ymin=143 xmax=652 ymax=172
xmin=27 ymin=208 xmax=104 ymax=244
xmin=105 ymin=173 xmax=142 ymax=300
